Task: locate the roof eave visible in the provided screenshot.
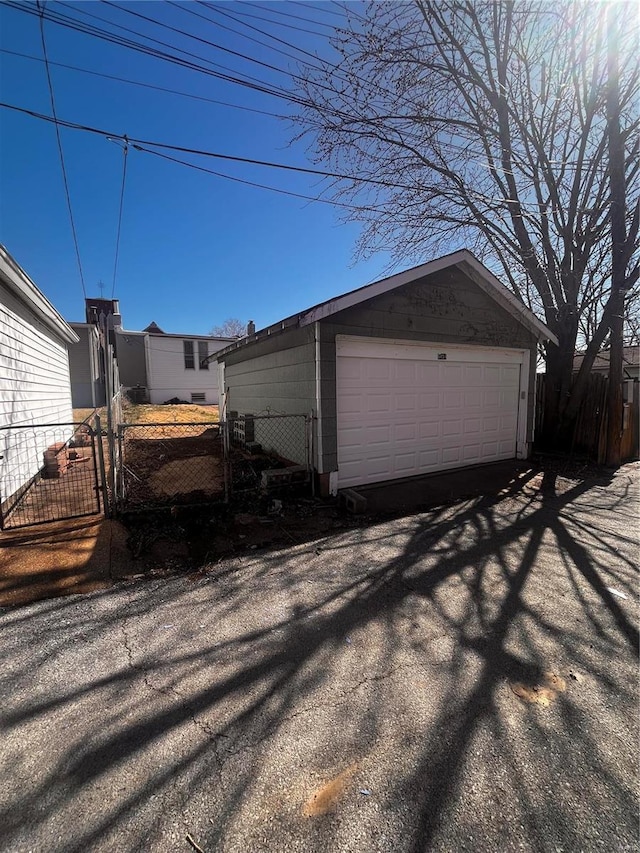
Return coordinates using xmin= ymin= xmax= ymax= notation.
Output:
xmin=0 ymin=246 xmax=79 ymax=344
xmin=212 ymin=248 xmax=559 ymax=361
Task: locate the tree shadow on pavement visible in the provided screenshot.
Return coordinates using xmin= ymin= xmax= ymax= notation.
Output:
xmin=0 ymin=464 xmax=637 ymax=852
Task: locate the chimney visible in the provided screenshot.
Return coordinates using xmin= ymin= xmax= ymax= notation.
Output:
xmin=247 ymin=320 xmax=256 ymax=336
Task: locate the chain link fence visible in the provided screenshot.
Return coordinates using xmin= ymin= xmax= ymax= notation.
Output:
xmin=223 ymin=413 xmax=312 ymax=498
xmin=116 ymin=421 xmax=223 ymax=510
xmin=113 ymin=413 xmax=312 ymax=512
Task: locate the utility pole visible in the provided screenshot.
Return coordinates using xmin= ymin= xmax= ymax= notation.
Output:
xmin=605 ymin=2 xmax=627 ymax=467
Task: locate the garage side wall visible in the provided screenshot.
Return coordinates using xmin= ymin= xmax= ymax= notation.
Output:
xmin=222 ymin=326 xmax=316 ymax=416
xmin=317 ymin=268 xmax=538 ymax=473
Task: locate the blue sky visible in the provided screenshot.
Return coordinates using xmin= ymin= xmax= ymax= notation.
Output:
xmin=0 ymin=0 xmax=395 ymax=334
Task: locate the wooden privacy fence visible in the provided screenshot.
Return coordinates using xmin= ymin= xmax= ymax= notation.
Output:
xmin=535 ymin=374 xmax=639 ymax=463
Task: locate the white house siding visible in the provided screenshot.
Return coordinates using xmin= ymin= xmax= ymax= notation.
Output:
xmin=145 ymin=335 xmax=229 ymax=405
xmin=0 ymin=280 xmax=74 ymax=506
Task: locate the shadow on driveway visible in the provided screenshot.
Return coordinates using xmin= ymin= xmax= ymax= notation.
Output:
xmin=0 ymin=463 xmax=638 ymax=852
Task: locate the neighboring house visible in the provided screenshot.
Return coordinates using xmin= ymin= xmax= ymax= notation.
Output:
xmin=142 ymin=322 xmax=234 ymax=405
xmin=68 ymin=323 xmax=104 ymax=408
xmin=0 ymin=244 xmax=78 ymax=506
xmin=213 ymin=249 xmax=557 ymax=495
xmin=68 ymin=300 xmax=234 ymax=406
xmin=573 ymin=346 xmax=639 ymax=380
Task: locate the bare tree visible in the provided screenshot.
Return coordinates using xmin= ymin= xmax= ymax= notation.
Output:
xmin=295 ymin=1 xmax=639 ymax=444
xmin=210 ymin=318 xmax=246 ymax=338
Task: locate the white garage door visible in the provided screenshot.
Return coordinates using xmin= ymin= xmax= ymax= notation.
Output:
xmin=336 ymin=337 xmax=526 ymax=488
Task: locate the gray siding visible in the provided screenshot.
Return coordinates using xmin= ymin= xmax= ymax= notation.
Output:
xmin=221 ymin=267 xmax=538 ymax=476
xmin=223 ymin=326 xmax=316 ymax=416
xmin=68 ymin=325 xmax=103 ymax=408
xmin=317 ymin=267 xmax=537 ymax=471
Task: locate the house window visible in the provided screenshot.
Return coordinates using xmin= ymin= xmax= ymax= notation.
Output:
xmin=183 ymin=340 xmax=195 ymax=369
xmin=198 ymin=340 xmax=209 ymax=370
xmin=191 ymin=392 xmax=206 ymax=403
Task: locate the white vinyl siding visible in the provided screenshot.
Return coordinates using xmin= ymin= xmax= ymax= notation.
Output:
xmin=0 ymin=281 xmax=73 ymax=503
xmin=145 ymin=335 xmax=227 ymax=405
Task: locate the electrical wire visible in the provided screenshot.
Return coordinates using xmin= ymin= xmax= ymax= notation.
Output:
xmin=4 ymin=1 xmax=317 ymax=112
xmin=292 ymin=2 xmax=348 ymax=20
xmin=99 ymin=0 xmax=300 ymax=80
xmin=167 ymin=0 xmax=326 ymax=70
xmin=247 ymin=2 xmax=336 ymax=30
xmin=111 ymin=139 xmax=129 ymax=299
xmin=36 ymin=1 xmax=87 ymax=299
xmin=0 ymin=48 xmax=286 ymax=118
xmin=131 ymin=143 xmax=384 ymax=213
xmin=0 ymin=101 xmax=417 ymax=190
xmin=199 ymin=1 xmax=331 ymax=37
xmin=198 ymin=1 xmax=338 ymax=68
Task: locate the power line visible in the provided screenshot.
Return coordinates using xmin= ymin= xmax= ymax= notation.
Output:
xmin=248 ymin=2 xmax=336 ymax=30
xmin=4 ymin=1 xmax=315 ymax=112
xmin=0 ymin=101 xmax=417 ymax=190
xmin=132 ymin=143 xmax=383 ymax=213
xmin=102 ymin=0 xmax=356 ymax=113
xmin=36 ymin=1 xmax=87 ymax=299
xmin=99 ymin=0 xmax=299 ymax=80
xmin=200 ymin=1 xmax=331 ymax=37
xmin=0 ymin=48 xmax=286 ymax=118
xmin=167 ymin=0 xmax=323 ymax=70
xmin=111 ymin=139 xmax=129 ymax=299
xmin=292 ymin=2 xmax=349 ymax=20
xmin=197 ymin=1 xmax=336 ymax=68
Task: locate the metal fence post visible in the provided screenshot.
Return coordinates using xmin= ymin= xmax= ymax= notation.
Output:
xmin=94 ymin=414 xmax=109 ymax=517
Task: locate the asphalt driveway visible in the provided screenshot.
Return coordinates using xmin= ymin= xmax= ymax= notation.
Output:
xmin=1 ymin=463 xmax=638 ymax=853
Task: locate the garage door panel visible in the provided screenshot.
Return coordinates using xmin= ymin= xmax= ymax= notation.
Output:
xmin=444 ymin=390 xmax=464 ymax=409
xmin=442 ymin=420 xmax=462 ymax=436
xmin=337 ymin=341 xmax=523 ymax=488
xmin=394 ymin=451 xmax=418 ymax=472
xmin=421 ymin=392 xmax=441 ymax=409
xmin=367 ymin=360 xmax=392 ymax=381
xmin=442 ymin=447 xmax=462 ymax=463
xmin=417 ymin=363 xmax=440 ymax=383
xmin=419 ymin=449 xmax=440 ymax=467
xmin=367 ymin=394 xmax=392 ymax=414
xmin=464 ymin=417 xmax=482 ymax=434
xmin=396 ymin=423 xmax=417 ymax=441
xmin=419 ymin=421 xmax=441 ymax=439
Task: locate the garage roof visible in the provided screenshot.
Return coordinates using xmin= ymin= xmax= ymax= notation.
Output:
xmin=213 ymin=249 xmax=558 ymax=361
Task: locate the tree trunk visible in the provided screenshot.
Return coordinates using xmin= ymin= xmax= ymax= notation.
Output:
xmin=540 ymin=322 xmax=579 ymax=449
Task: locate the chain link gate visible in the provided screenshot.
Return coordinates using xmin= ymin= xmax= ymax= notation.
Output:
xmin=0 ymin=422 xmax=104 ymax=530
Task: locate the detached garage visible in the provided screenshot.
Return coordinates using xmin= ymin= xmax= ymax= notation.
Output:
xmin=214 ymin=250 xmax=557 ymax=495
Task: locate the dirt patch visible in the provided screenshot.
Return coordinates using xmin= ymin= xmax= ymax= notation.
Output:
xmin=122 ymin=403 xmax=219 ymax=425
xmin=0 ymin=518 xmax=134 ymax=607
xmin=302 ymin=764 xmax=358 ymax=816
xmin=121 ymin=426 xmax=223 ymax=506
xmin=149 ymin=456 xmax=224 ymax=497
xmin=510 ymin=671 xmax=567 ymax=707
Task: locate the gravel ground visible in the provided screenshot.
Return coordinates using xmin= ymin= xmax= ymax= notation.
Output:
xmin=1 ymin=463 xmax=638 ymax=853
